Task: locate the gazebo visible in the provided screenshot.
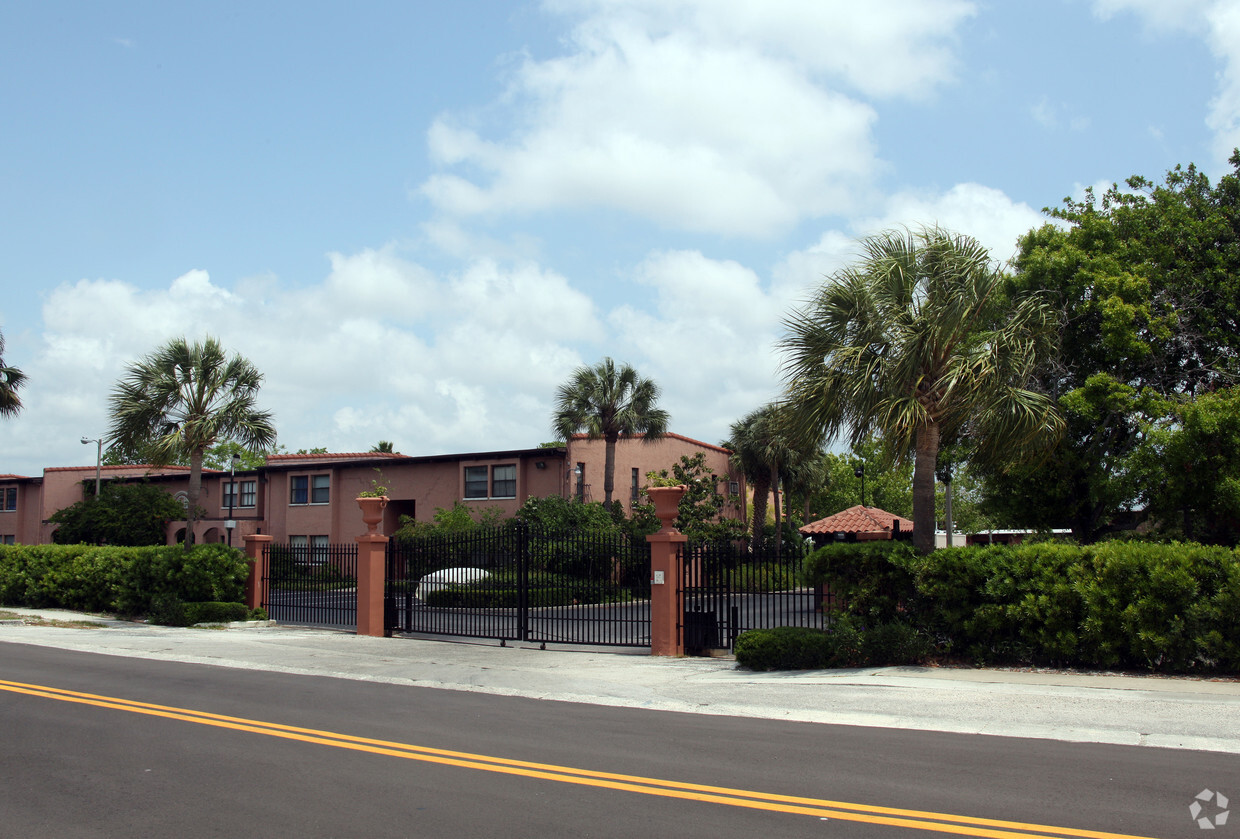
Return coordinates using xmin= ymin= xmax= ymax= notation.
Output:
xmin=799 ymin=505 xmax=914 ymax=546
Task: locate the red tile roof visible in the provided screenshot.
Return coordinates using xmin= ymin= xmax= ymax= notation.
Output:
xmin=265 ymin=452 xmax=411 ymax=462
xmin=799 ymin=505 xmax=914 ymax=536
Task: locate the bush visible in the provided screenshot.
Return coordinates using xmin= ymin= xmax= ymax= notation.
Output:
xmin=0 ymin=543 xmax=252 ymax=618
xmin=735 ymin=626 xmax=834 ymax=671
xmin=802 ymin=541 xmax=919 ymax=623
xmin=147 ymin=599 xmax=249 ymax=627
xmin=734 ymin=619 xmax=932 ymax=671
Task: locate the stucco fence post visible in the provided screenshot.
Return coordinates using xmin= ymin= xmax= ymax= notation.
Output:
xmin=645 ymin=486 xmax=688 ymax=656
xmin=243 ymin=534 xmax=272 ymax=612
xmin=355 ymin=496 xmax=390 ymax=638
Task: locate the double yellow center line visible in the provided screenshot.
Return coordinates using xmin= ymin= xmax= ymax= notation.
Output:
xmin=0 ymin=678 xmax=1155 ymax=839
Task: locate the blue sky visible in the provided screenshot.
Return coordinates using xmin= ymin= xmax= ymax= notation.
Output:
xmin=3 ymin=0 xmax=1238 ymax=476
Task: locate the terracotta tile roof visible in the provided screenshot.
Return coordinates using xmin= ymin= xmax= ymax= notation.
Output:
xmin=265 ymin=452 xmax=411 ymax=463
xmin=799 ymin=505 xmax=914 ymax=536
xmin=43 ymin=464 xmax=196 ymax=474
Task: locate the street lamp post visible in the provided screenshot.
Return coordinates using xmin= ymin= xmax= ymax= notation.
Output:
xmin=81 ymin=437 xmax=103 ymax=498
xmin=854 ymin=464 xmax=865 ymax=509
xmin=226 ymin=453 xmax=240 ymax=547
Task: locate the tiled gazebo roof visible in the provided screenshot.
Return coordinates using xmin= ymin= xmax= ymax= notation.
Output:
xmin=799 ymin=505 xmax=914 ymax=540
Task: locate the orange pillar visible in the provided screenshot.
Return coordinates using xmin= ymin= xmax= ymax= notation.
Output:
xmin=243 ymin=534 xmax=272 ymax=611
xmin=355 ymin=532 xmax=388 ymax=638
xmin=645 ymin=485 xmax=688 ymax=657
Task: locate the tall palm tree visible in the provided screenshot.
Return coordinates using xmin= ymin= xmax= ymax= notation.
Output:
xmin=0 ymin=329 xmax=26 ymax=418
xmin=108 ymin=336 xmax=277 ymax=546
xmin=780 ymin=227 xmax=1063 ymax=554
xmin=722 ymin=404 xmax=820 ymax=551
xmin=552 ymin=358 xmax=669 ymax=510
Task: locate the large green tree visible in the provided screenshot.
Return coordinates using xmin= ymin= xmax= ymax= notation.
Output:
xmin=0 ymin=329 xmax=26 ymax=418
xmin=985 ymin=154 xmax=1240 ymax=540
xmin=552 ymin=357 xmax=669 ymax=510
xmin=780 ymin=227 xmax=1063 ymax=554
xmin=108 ymin=336 xmax=277 ymax=545
xmin=49 ymin=481 xmax=186 ymax=546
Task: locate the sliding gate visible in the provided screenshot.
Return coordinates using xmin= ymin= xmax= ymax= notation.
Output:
xmin=385 ymin=525 xmax=651 ymax=647
xmin=681 ymin=541 xmax=829 ymax=652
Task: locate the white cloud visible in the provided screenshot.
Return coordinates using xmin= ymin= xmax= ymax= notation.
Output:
xmin=420 ymin=0 xmax=978 ymax=236
xmin=10 ymin=252 xmax=606 ymax=475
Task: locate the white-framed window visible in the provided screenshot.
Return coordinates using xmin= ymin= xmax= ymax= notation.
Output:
xmin=2 ymin=487 xmax=15 ymax=512
xmin=289 ymin=534 xmax=308 ymax=563
xmin=310 ymin=535 xmax=329 ymax=565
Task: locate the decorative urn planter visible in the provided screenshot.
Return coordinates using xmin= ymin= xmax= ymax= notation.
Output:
xmin=356 ymin=496 xmax=389 ymax=534
xmin=645 ymin=485 xmax=687 ymax=533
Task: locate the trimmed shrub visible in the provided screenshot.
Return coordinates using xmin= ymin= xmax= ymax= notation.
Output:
xmin=735 ymin=626 xmax=834 ymax=671
xmin=0 ymin=543 xmax=251 ymax=618
xmin=802 ymin=541 xmax=918 ymax=624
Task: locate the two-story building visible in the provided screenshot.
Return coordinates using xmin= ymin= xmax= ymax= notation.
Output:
xmin=0 ymin=433 xmax=743 ymax=546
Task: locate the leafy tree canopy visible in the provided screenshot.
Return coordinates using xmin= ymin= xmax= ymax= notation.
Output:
xmin=984 ymin=154 xmax=1240 ymax=541
xmin=0 ymin=328 xmax=25 ymax=419
xmin=645 ymin=453 xmax=745 ymax=543
xmin=49 ymin=481 xmax=186 ymax=546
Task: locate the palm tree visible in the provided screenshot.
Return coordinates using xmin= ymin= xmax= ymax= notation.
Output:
xmin=722 ymin=404 xmax=820 ymax=551
xmin=108 ymin=336 xmax=277 ymax=546
xmin=552 ymin=358 xmax=669 ymax=510
xmin=370 ymin=440 xmax=395 ymax=453
xmin=780 ymin=227 xmax=1063 ymax=554
xmin=0 ymin=329 xmax=26 ymax=418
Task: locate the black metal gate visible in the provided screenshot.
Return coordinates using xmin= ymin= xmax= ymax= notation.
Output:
xmin=262 ymin=542 xmax=358 ymax=628
xmin=681 ymin=542 xmax=829 ymax=652
xmin=385 ymin=524 xmax=651 ymax=647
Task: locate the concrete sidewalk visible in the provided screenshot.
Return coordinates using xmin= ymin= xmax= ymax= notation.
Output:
xmin=2 ymin=607 xmax=1239 ymax=754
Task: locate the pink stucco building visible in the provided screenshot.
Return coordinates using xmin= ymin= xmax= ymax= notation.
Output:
xmin=0 ymin=433 xmax=743 ymax=547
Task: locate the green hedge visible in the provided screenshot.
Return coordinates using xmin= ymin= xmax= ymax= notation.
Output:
xmin=803 ymin=539 xmax=1240 ymax=672
xmin=0 ymin=543 xmax=251 ymax=618
xmin=735 ymin=619 xmax=931 ymax=671
xmin=148 ymin=599 xmax=252 ymax=627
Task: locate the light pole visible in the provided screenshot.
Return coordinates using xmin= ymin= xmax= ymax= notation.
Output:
xmin=854 ymin=464 xmax=865 ymax=509
xmin=226 ymin=453 xmax=240 ymax=547
xmin=81 ymin=437 xmax=103 ymax=498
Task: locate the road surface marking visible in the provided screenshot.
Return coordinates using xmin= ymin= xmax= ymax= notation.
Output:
xmin=0 ymin=678 xmax=1159 ymax=839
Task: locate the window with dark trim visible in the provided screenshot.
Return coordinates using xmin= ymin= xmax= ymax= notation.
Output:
xmin=224 ymin=480 xmax=257 ymax=509
xmin=631 ymin=468 xmax=640 ymax=502
xmin=311 ymin=475 xmax=330 ymax=504
xmin=491 ymin=464 xmax=516 ymax=499
xmin=464 ymin=466 xmax=489 ymax=499
xmin=1 ymin=487 xmax=15 ymax=512
xmin=240 ymin=480 xmax=257 ymax=508
xmin=290 ymin=476 xmax=308 ymax=505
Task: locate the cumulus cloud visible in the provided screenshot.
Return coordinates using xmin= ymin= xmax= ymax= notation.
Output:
xmin=420 ymin=0 xmax=976 ymax=237
xmin=10 ymin=252 xmax=604 ymax=475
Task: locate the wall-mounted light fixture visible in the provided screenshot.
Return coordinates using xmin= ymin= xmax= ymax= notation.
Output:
xmin=535 ymin=461 xmax=547 ymax=469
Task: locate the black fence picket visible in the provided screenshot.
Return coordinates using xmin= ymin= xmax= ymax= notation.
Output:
xmin=263 ymin=542 xmax=359 ymax=628
xmin=385 ymin=524 xmax=652 ymax=647
xmin=681 ymin=541 xmax=829 ymax=652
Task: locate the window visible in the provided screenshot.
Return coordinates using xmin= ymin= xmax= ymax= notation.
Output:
xmin=289 ymin=534 xmax=308 ymax=563
xmin=311 ymin=475 xmax=330 ymax=504
xmin=631 ymin=468 xmax=640 ymax=502
xmin=464 ymin=466 xmax=489 ymax=499
xmin=224 ymin=480 xmax=258 ymax=509
xmin=491 ymin=464 xmax=516 ymax=498
xmin=2 ymin=487 xmax=15 ymax=512
xmin=1 ymin=535 xmax=14 ymax=545
xmin=290 ymin=475 xmax=329 ymax=505
xmin=310 ymin=535 xmax=329 ymax=565
xmin=575 ymin=463 xmax=586 ymax=501
xmin=729 ymin=481 xmax=740 ymax=497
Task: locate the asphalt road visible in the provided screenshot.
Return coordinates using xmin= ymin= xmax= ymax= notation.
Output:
xmin=2 ymin=644 xmax=1231 ymax=838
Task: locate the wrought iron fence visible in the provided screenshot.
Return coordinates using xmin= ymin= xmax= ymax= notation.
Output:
xmin=263 ymin=542 xmax=358 ymax=627
xmin=385 ymin=523 xmax=651 ymax=647
xmin=681 ymin=541 xmax=830 ymax=652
